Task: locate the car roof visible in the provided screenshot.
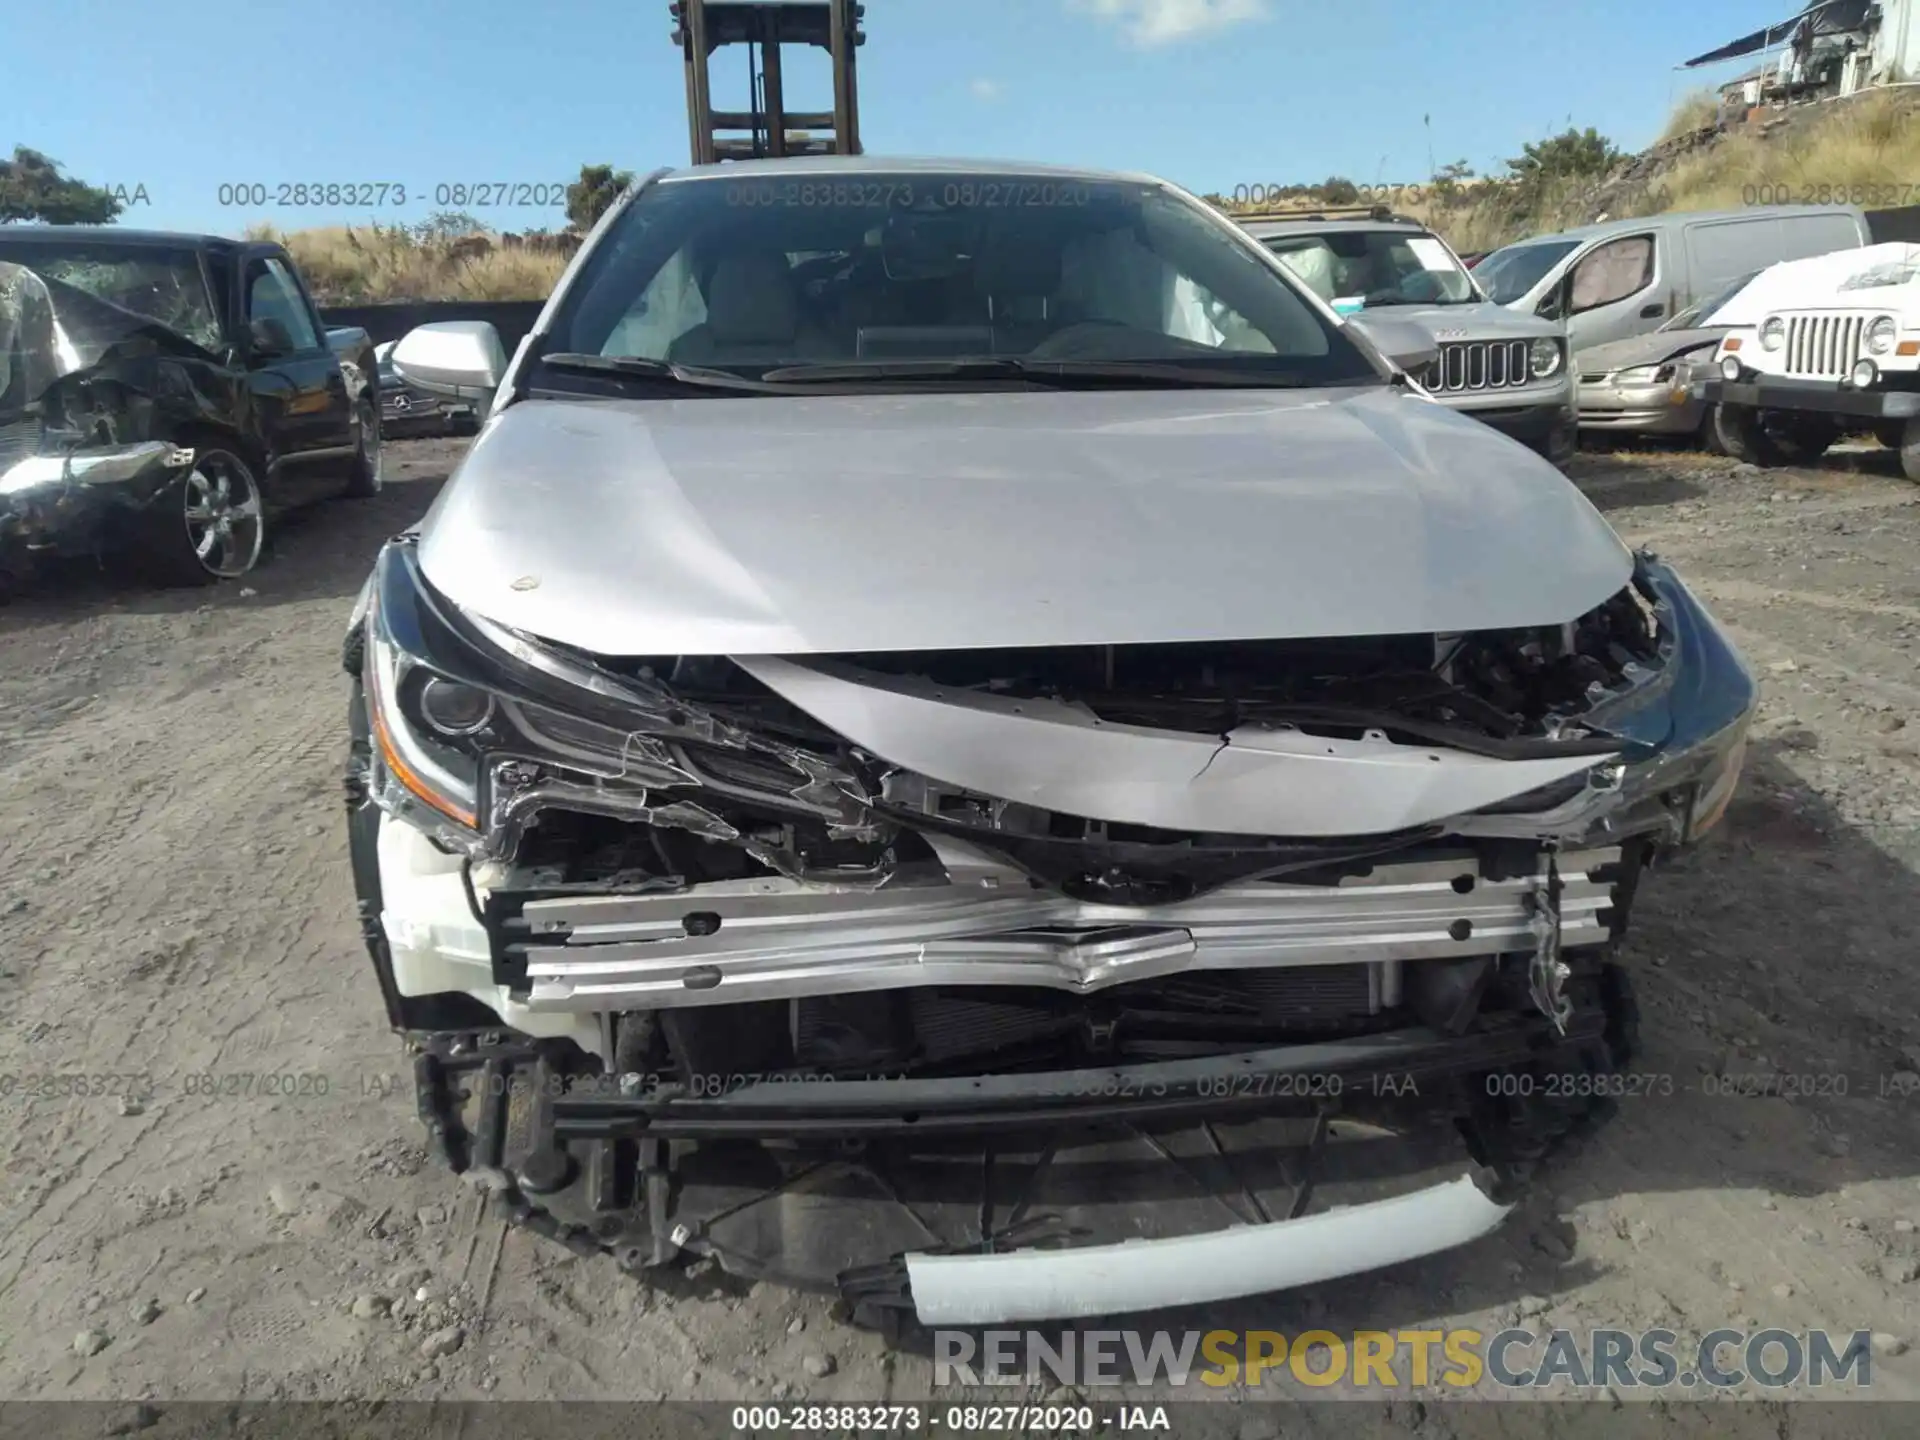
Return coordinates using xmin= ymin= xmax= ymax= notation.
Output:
xmin=1239 ymin=218 xmax=1433 ymax=238
xmin=1495 ymin=205 xmax=1860 ymax=251
xmin=656 ymin=154 xmax=1166 ymax=186
xmin=0 ymin=224 xmax=242 ymax=250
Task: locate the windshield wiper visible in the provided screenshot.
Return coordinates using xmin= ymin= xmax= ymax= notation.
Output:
xmin=760 ymin=357 xmax=1324 ymax=388
xmin=537 ymin=353 xmax=799 ymax=393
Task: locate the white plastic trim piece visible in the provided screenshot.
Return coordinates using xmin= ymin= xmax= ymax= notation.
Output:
xmin=904 ymin=1172 xmax=1511 ymax=1324
xmin=376 ymin=815 xmax=598 ymax=1050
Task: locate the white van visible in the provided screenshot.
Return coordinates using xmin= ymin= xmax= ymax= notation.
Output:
xmin=1477 ymin=206 xmax=1871 ymax=351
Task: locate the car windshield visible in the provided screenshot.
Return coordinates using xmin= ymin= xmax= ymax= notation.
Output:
xmin=1260 ymin=228 xmax=1478 ymax=308
xmin=0 ymin=239 xmax=222 ymax=356
xmin=1664 ymin=271 xmax=1759 ymax=330
xmin=531 ymin=170 xmax=1383 ymax=390
xmin=1473 ymin=239 xmax=1581 ymax=305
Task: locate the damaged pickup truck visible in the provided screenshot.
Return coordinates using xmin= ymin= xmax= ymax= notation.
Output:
xmin=0 ymin=227 xmax=380 ymax=593
xmin=343 ymin=157 xmax=1758 ymax=1329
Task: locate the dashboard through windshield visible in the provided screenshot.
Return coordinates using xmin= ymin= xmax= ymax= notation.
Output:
xmin=532 ymin=170 xmax=1383 ymax=389
xmin=1260 ymin=228 xmax=1480 ymax=309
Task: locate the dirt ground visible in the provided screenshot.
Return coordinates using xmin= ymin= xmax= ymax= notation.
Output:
xmin=2 ymin=435 xmax=1918 ymax=1416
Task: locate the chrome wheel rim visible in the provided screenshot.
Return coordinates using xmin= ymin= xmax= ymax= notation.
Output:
xmin=182 ymin=452 xmax=264 ymax=578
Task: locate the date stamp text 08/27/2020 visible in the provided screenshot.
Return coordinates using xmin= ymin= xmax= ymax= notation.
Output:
xmin=213 ymin=182 xmax=567 ymax=209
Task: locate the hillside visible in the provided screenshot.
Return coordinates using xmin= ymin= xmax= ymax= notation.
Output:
xmin=1218 ymin=86 xmax=1920 ymax=254
xmin=274 ymin=87 xmax=1920 ymax=304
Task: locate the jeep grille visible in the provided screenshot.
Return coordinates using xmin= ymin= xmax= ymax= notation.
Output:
xmin=1420 ymin=339 xmax=1532 ymax=393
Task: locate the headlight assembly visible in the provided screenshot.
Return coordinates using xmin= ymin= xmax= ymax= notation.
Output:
xmin=1688 ymin=731 xmax=1748 ymax=841
xmin=1529 ymin=338 xmax=1563 ymax=379
xmin=1613 ymin=364 xmax=1675 ymax=386
xmin=1759 ymin=316 xmax=1785 ymax=351
xmin=416 ymin=676 xmax=496 ymax=737
xmin=362 ymin=599 xmax=697 ymax=835
xmin=352 ymin=539 xmax=871 ymax=853
xmin=1865 ymin=316 xmax=1897 ymax=355
xmin=363 ymin=612 xmax=482 ymax=831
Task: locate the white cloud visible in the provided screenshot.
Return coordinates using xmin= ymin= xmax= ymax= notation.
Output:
xmin=1072 ymin=0 xmax=1269 ymax=47
xmin=969 ymin=77 xmax=1004 ymax=101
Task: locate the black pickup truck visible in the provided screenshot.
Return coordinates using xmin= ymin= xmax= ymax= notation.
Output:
xmin=0 ymin=226 xmax=381 ymax=592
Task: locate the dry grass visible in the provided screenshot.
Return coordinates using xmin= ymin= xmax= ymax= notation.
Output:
xmin=253 ymin=222 xmax=568 ymax=304
xmin=272 ymin=91 xmax=1920 ymax=301
xmin=1657 ymin=87 xmax=1920 ymax=211
xmin=1410 ymin=90 xmax=1920 ymax=250
xmin=1218 ymin=88 xmax=1920 ymax=257
xmin=1660 ymin=89 xmax=1721 ymax=142
xmin=1403 ymin=176 xmax=1596 ymax=254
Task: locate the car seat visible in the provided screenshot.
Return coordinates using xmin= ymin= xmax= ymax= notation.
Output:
xmin=667 ymin=253 xmax=836 ymax=366
xmin=973 ymin=237 xmax=1064 ymax=354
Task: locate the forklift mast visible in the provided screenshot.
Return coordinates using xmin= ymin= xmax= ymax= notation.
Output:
xmin=670 ymin=0 xmax=866 ymax=164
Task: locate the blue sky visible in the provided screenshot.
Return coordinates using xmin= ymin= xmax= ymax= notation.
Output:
xmin=10 ymin=0 xmax=1782 ymax=235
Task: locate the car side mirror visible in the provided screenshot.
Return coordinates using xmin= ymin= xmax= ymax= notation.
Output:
xmin=1355 ymin=316 xmax=1440 ymax=376
xmin=392 ymin=321 xmax=507 ymax=411
xmin=1536 ymin=282 xmax=1566 ymax=322
xmin=249 ymin=315 xmax=295 ymax=357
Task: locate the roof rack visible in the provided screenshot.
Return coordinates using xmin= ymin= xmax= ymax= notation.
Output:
xmin=1227 ymin=204 xmax=1425 ymax=225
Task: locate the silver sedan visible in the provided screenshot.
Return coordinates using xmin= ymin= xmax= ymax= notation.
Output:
xmin=1574 ymin=270 xmax=1762 ymax=442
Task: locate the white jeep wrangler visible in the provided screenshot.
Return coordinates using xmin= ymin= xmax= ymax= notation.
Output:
xmin=1704 ymin=241 xmax=1920 ymax=481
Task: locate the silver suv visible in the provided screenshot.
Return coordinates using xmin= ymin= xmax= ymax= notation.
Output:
xmin=1240 ymin=211 xmax=1574 ymax=462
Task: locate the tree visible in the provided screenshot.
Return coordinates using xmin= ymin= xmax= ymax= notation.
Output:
xmin=1320 ymin=175 xmax=1360 ymax=205
xmin=566 ymin=164 xmax=635 ymax=233
xmin=1504 ymin=127 xmax=1623 ymax=186
xmin=415 ymin=210 xmax=484 ymax=242
xmin=0 ymin=146 xmax=123 ymax=224
xmin=1429 ymin=158 xmax=1476 ymax=203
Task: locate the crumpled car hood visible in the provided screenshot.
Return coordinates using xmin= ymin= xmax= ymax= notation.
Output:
xmin=1576 ymin=328 xmax=1728 ymax=375
xmin=417 ymin=386 xmax=1632 ymax=656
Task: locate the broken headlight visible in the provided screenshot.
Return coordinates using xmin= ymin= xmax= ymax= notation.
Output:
xmin=361 ymin=576 xmax=723 ymax=837
xmin=353 ymin=539 xmax=868 ymax=850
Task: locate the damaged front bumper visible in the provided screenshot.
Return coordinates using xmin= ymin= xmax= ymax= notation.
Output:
xmin=0 ymin=439 xmax=195 ymax=573
xmin=406 ymin=974 xmax=1626 ymax=1325
xmin=342 ymin=536 xmax=1750 ymax=1321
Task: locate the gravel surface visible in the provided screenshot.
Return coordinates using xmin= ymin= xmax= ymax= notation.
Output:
xmin=1 ymin=436 xmax=1917 ymax=1409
